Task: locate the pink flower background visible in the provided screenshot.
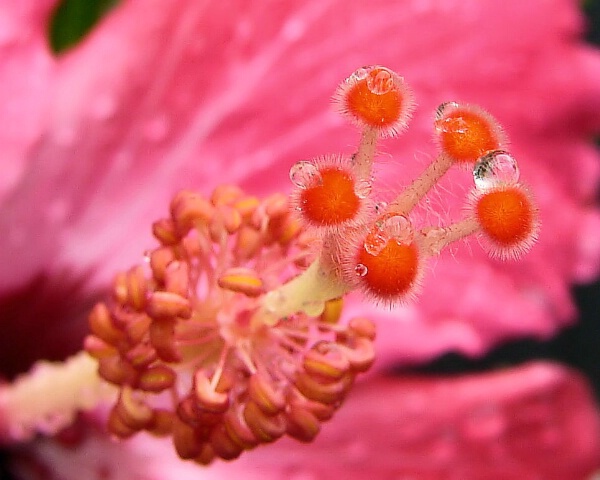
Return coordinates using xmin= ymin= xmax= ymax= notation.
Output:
xmin=0 ymin=0 xmax=599 ymax=478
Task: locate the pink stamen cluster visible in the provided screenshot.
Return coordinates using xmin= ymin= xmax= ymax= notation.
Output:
xmin=84 ymin=186 xmax=376 ymax=464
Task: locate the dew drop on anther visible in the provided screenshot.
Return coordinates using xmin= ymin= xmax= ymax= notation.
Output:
xmin=289 ymin=161 xmax=321 ymax=189
xmin=473 ymin=150 xmax=520 ymax=191
xmin=355 ymin=264 xmax=368 ymax=277
xmin=367 ymin=68 xmax=394 ymax=95
xmin=364 ymin=231 xmax=387 ymax=256
xmin=435 ymin=101 xmax=460 ymax=120
xmin=365 ymin=214 xmax=413 ymax=255
xmin=348 ymin=66 xmax=370 ymax=83
xmin=382 ymin=214 xmax=413 ymax=244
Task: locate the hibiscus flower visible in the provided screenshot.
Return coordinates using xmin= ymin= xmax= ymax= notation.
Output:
xmin=0 ymin=0 xmax=599 ymax=478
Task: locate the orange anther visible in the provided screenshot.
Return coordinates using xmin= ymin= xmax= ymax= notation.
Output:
xmin=300 ymin=167 xmax=359 ymax=226
xmin=356 ymin=240 xmax=420 ymax=303
xmin=435 ymin=103 xmax=504 ymax=163
xmin=335 ymin=65 xmax=414 ymax=136
xmin=475 ymin=185 xmax=538 ymax=258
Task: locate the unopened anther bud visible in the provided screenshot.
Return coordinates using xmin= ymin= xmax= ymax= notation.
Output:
xmin=248 ymin=374 xmax=285 ymax=415
xmin=146 ymin=291 xmax=191 ymax=319
xmin=115 ymin=387 xmax=154 ymax=430
xmin=286 ymin=405 xmax=321 ymax=442
xmin=243 ymin=401 xmax=286 ymax=443
xmin=218 ymin=268 xmax=264 ymax=297
xmin=194 ymin=371 xmax=229 ymax=413
xmin=138 ymin=365 xmax=176 ymax=392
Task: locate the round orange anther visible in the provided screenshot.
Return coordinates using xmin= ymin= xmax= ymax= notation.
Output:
xmin=290 ymin=156 xmax=370 ymax=232
xmin=435 ymin=102 xmax=504 ymax=163
xmin=334 ymin=65 xmax=414 ymax=137
xmin=475 ymin=185 xmax=538 ymax=259
xmin=355 ymin=239 xmax=421 ymax=304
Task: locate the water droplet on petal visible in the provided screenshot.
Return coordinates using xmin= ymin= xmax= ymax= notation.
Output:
xmin=355 ymin=264 xmax=368 ymax=277
xmin=289 ymin=161 xmax=321 ymax=189
xmin=434 ymin=101 xmax=460 ymax=120
xmin=366 ymin=68 xmax=394 ymax=95
xmin=143 ymin=250 xmax=152 ymax=263
xmin=354 ymin=179 xmax=372 ymax=198
xmin=473 ymin=150 xmax=519 ymax=191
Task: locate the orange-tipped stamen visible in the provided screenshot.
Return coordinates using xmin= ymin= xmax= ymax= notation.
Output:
xmin=355 ymin=239 xmax=421 ymax=304
xmin=474 ymin=185 xmax=538 ymax=259
xmin=434 ymin=102 xmax=505 ymax=163
xmin=290 ymin=156 xmax=372 ymax=233
xmin=300 ymin=168 xmax=359 ymax=225
xmin=334 ymin=65 xmax=415 ymax=137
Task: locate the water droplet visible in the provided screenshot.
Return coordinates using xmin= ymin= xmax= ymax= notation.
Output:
xmin=348 ymin=66 xmax=371 ymax=83
xmin=354 ymin=178 xmax=372 ymax=198
xmin=382 ymin=214 xmax=413 ymax=244
xmin=355 ymin=264 xmax=368 ymax=277
xmin=143 ymin=250 xmax=152 ymax=263
xmin=289 ymin=161 xmax=321 ymax=189
xmin=143 ymin=113 xmax=170 ymax=142
xmin=366 ymin=68 xmax=394 ymax=95
xmin=364 ymin=214 xmax=413 ymax=255
xmin=363 ymin=230 xmax=387 ymax=255
xmin=473 ymin=150 xmax=519 ymax=191
xmin=434 ymin=101 xmax=460 ymax=120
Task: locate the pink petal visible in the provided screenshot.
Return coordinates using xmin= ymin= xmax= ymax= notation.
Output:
xmin=0 ymin=0 xmax=599 ymax=374
xmin=211 ymin=362 xmax=600 ymax=479
xmin=12 ymin=362 xmax=600 ymax=479
xmin=0 ymin=0 xmax=57 ymax=201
